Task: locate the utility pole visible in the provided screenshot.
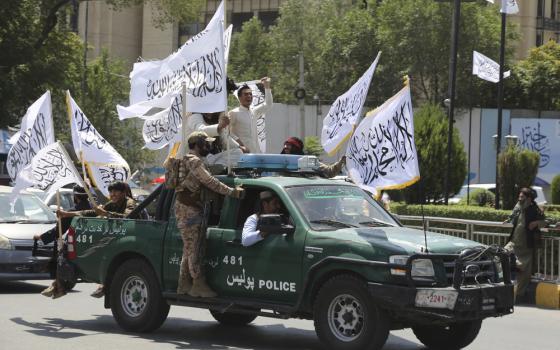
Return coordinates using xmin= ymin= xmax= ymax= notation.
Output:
xmin=495 ymin=11 xmax=507 ymax=210
xmin=82 ymin=0 xmax=89 ymax=106
xmin=443 ymin=0 xmax=461 ymax=205
xmin=298 ymin=52 xmax=305 ymax=140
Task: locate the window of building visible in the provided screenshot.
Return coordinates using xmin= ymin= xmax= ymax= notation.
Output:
xmin=258 ymin=11 xmax=279 ymax=27
xmin=552 ymin=0 xmax=558 ymax=19
xmin=537 ymin=30 xmax=544 ymax=46
xmin=232 ymin=12 xmax=255 ymax=32
xmin=538 ymin=0 xmax=545 ymax=17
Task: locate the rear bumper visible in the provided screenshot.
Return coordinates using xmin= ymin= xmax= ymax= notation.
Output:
xmin=0 ymin=250 xmax=52 ymax=281
xmin=368 ymin=282 xmax=514 ymax=325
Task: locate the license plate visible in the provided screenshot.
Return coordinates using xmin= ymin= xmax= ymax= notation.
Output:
xmin=415 ymin=289 xmax=458 ymax=310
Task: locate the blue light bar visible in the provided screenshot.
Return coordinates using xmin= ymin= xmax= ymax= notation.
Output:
xmin=236 ymin=154 xmax=319 ymax=171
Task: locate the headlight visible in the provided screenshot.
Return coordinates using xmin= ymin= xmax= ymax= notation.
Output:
xmin=0 ymin=234 xmax=13 ymax=250
xmin=389 ymin=255 xmax=409 ymax=276
xmin=411 ymin=259 xmax=435 ymax=278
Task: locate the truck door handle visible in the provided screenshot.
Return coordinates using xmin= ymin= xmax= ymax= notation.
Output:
xmin=226 ymin=239 xmax=242 ymax=246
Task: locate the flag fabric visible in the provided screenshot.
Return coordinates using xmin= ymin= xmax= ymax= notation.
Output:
xmin=66 ymin=91 xmax=130 ymax=197
xmin=224 ymin=24 xmax=233 ymax=69
xmin=486 ymin=0 xmax=519 ymax=14
xmin=472 ymin=51 xmax=510 ymax=83
xmin=116 ymin=93 xmax=178 ymax=121
xmin=7 ymin=91 xmax=55 ymax=181
xmin=126 ymin=0 xmax=226 ymax=114
xmin=142 ymin=94 xmax=182 ymax=150
xmin=234 ymin=80 xmax=267 ymax=152
xmin=346 ymin=83 xmax=420 ymax=196
xmin=321 ymin=52 xmax=381 ymax=156
xmin=10 ymin=141 xmax=82 ymax=206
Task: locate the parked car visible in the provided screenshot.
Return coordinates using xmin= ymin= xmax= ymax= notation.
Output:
xmin=27 ymin=188 xmax=75 ymax=211
xmin=449 ymin=184 xmax=547 ymax=205
xmin=0 ymin=185 xmax=57 ymax=281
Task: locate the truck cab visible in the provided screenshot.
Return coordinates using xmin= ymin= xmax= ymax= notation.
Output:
xmin=68 ymin=155 xmax=514 ymax=350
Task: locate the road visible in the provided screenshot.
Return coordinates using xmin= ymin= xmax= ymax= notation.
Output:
xmin=1 ymin=280 xmax=559 ymax=350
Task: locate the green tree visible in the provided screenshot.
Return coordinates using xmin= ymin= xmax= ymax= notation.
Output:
xmin=403 ymin=103 xmax=467 ymax=204
xmin=513 ymin=41 xmax=560 ymax=111
xmin=304 ymin=136 xmax=323 ymax=157
xmin=498 ymin=144 xmax=540 ymax=210
xmin=228 ymin=17 xmax=273 ymax=82
xmin=551 ymin=174 xmax=560 ymax=205
xmin=374 ymin=0 xmax=518 ymax=108
xmin=0 ymin=0 xmax=203 ymax=128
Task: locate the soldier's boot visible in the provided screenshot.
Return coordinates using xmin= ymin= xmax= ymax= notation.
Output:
xmin=41 ymin=282 xmax=56 ymax=297
xmin=52 ymin=280 xmax=67 ymax=299
xmin=177 ymin=273 xmax=193 ymax=294
xmin=188 ymin=277 xmax=217 ymax=298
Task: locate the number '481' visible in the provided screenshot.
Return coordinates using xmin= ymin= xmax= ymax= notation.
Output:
xmin=222 ymin=255 xmax=242 ymax=266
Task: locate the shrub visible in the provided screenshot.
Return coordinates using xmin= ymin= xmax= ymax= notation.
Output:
xmin=304 ymin=136 xmax=323 ymax=157
xmin=552 ymin=174 xmax=560 ymax=204
xmin=403 ymin=104 xmax=467 ymax=204
xmin=498 ymin=144 xmax=540 ymax=210
xmin=458 ymin=188 xmax=495 ymax=207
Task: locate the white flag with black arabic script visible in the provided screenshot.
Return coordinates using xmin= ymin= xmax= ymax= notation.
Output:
xmin=66 ymin=91 xmax=130 ymax=197
xmin=142 ymin=94 xmax=182 ymax=150
xmin=472 ymin=51 xmax=510 ymax=83
xmin=346 ymin=83 xmax=420 ymax=196
xmin=125 ymin=0 xmax=226 ymax=114
xmin=224 ymin=24 xmax=233 ymax=70
xmin=10 ymin=141 xmax=82 ymax=206
xmin=321 ymin=52 xmax=381 ymax=156
xmin=7 ymin=91 xmax=55 ymax=181
xmin=486 ymin=0 xmax=519 ymax=14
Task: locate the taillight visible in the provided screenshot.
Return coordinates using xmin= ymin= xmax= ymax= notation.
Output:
xmin=67 ymin=226 xmax=77 ymax=260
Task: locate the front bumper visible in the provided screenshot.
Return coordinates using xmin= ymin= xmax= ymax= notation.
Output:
xmin=368 ymin=282 xmax=514 ymax=325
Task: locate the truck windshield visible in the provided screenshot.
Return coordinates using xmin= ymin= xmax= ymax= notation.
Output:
xmin=286 ymin=185 xmax=398 ymax=230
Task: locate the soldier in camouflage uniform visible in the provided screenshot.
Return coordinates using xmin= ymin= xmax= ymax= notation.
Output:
xmin=168 ymin=131 xmax=244 ymax=298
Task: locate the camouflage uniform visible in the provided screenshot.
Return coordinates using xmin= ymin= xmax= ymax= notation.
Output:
xmin=318 ymin=157 xmax=346 ymax=178
xmin=175 ymin=153 xmax=235 ymax=281
xmin=80 ymin=197 xmax=136 ymax=218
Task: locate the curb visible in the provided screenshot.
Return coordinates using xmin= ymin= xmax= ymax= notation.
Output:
xmin=535 ymin=282 xmax=560 ymax=309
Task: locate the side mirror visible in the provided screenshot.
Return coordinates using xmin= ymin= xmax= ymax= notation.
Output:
xmin=257 ymin=214 xmax=295 ymax=235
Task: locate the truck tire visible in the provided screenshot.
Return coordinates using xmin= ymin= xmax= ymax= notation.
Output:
xmin=209 ymin=310 xmax=257 ymax=326
xmin=313 ymin=275 xmax=389 ymax=350
xmin=110 ymin=258 xmax=170 ymax=333
xmin=412 ymin=319 xmax=482 ymax=350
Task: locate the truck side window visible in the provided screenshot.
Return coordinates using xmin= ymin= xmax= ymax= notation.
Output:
xmin=235 ymin=187 xmax=291 ymax=229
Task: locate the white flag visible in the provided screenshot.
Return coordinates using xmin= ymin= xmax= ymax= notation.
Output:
xmin=321 ymin=52 xmax=381 ymax=156
xmin=472 ymin=51 xmax=510 ymax=83
xmin=117 ymin=93 xmax=178 ymax=121
xmin=10 ymin=141 xmax=82 ymax=205
xmin=142 ymin=94 xmax=182 ymax=150
xmin=127 ymin=0 xmax=226 ymax=113
xmin=224 ymin=24 xmax=233 ymax=70
xmin=234 ymin=80 xmax=267 ymax=152
xmin=346 ymin=83 xmax=420 ymax=195
xmin=66 ymin=91 xmax=130 ymax=197
xmin=7 ymin=91 xmax=55 ymax=181
xmin=486 ymin=0 xmax=519 ymax=14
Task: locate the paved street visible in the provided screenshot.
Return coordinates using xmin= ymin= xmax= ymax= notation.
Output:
xmin=1 ymin=280 xmax=559 ymax=350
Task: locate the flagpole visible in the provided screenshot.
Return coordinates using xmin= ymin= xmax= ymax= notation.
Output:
xmin=224 ymin=0 xmax=232 ymax=176
xmin=56 ymin=189 xmax=63 ymax=246
xmin=494 ymin=10 xmax=507 ymax=210
xmin=57 ymin=141 xmax=96 ymax=206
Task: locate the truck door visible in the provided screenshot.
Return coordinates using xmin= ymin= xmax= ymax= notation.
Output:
xmin=208 ymin=186 xmax=305 ymax=305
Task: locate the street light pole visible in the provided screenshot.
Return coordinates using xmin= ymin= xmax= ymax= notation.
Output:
xmin=443 ymin=0 xmax=461 ymax=205
xmin=495 ymin=11 xmax=507 ymax=210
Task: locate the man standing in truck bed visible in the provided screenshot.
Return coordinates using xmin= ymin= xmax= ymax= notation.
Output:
xmin=168 ymin=131 xmax=244 ymax=298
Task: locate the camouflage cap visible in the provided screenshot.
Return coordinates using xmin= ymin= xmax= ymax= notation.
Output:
xmin=187 ymin=131 xmax=216 ymax=145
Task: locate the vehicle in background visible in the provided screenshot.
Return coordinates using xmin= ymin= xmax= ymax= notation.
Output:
xmin=28 ymin=188 xmax=75 ymax=211
xmin=0 ymin=185 xmax=56 ymax=281
xmin=449 ymin=184 xmax=547 ymax=206
xmin=127 ymin=180 xmax=150 ymax=202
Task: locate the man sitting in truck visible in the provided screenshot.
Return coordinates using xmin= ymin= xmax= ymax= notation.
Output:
xmin=169 ymin=131 xmax=244 ymax=298
xmin=57 ymin=181 xmax=137 ymax=297
xmin=241 ymin=191 xmax=283 ymax=247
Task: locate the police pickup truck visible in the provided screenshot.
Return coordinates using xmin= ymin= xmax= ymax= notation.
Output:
xmin=67 ymin=155 xmax=514 ymax=350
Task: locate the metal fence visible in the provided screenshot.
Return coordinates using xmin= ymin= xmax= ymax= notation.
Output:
xmin=397 ymin=215 xmax=560 ymax=282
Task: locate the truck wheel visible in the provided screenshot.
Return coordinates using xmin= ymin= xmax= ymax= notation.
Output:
xmin=313 ymin=275 xmax=389 ymax=350
xmin=110 ymin=258 xmax=170 ymax=333
xmin=412 ymin=319 xmax=482 ymax=350
xmin=209 ymin=310 xmax=257 ymax=326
